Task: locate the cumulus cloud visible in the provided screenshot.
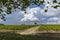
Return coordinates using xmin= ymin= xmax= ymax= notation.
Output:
xmin=41 ymin=0 xmax=60 ymax=16
xmin=1 ymin=0 xmax=60 ymax=25
xmin=0 ymin=19 xmax=3 ymax=24
xmin=21 ymin=13 xmax=38 ymax=21
xmin=48 ymin=17 xmax=58 ymax=21
xmin=20 ymin=7 xmax=40 ymax=22
xmin=1 ymin=8 xmax=25 ymax=25
xmin=0 ymin=19 xmax=3 ymax=21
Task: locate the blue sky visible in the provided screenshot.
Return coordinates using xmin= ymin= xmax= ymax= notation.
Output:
xmin=0 ymin=0 xmax=60 ymax=25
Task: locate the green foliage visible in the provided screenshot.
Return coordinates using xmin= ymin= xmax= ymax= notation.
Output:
xmin=0 ymin=25 xmax=36 ymax=30
xmin=53 ymin=0 xmax=57 ymax=3
xmin=44 ymin=9 xmax=48 ymax=12
xmin=39 ymin=24 xmax=60 ymax=31
xmin=34 ymin=22 xmax=37 ymax=25
xmin=0 ymin=24 xmax=4 ymax=25
xmin=0 ymin=0 xmax=45 ymax=13
xmin=0 ymin=32 xmax=24 ymax=40
xmin=0 ymin=32 xmax=49 ymax=40
xmin=0 ymin=32 xmax=60 ymax=40
xmin=52 ymin=5 xmax=60 ymax=9
xmin=0 ymin=0 xmax=60 ymax=20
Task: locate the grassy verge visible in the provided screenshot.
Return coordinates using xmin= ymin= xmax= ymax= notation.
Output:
xmin=0 ymin=32 xmax=60 ymax=40
xmin=39 ymin=24 xmax=60 ymax=31
xmin=0 ymin=25 xmax=36 ymax=30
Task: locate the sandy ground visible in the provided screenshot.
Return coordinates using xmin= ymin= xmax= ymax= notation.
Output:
xmin=16 ymin=26 xmax=40 ymax=35
xmin=0 ymin=26 xmax=60 ymax=35
xmin=0 ymin=26 xmax=40 ymax=35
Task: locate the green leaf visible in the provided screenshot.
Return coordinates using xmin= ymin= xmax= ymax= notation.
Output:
xmin=53 ymin=0 xmax=57 ymax=3
xmin=44 ymin=9 xmax=48 ymax=12
xmin=52 ymin=5 xmax=60 ymax=9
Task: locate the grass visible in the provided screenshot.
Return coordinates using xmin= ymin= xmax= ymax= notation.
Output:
xmin=0 ymin=24 xmax=36 ymax=30
xmin=0 ymin=32 xmax=24 ymax=40
xmin=0 ymin=24 xmax=60 ymax=40
xmin=0 ymin=24 xmax=43 ymax=40
xmin=39 ymin=24 xmax=60 ymax=31
xmin=0 ymin=32 xmax=60 ymax=40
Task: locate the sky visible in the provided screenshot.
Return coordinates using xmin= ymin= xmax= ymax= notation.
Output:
xmin=0 ymin=0 xmax=60 ymax=25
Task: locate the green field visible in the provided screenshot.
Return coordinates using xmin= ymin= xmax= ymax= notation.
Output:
xmin=0 ymin=24 xmax=60 ymax=40
xmin=39 ymin=24 xmax=60 ymax=31
xmin=0 ymin=32 xmax=60 ymax=40
xmin=0 ymin=24 xmax=60 ymax=30
xmin=0 ymin=25 xmax=36 ymax=30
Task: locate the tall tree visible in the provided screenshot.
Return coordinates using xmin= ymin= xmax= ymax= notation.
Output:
xmin=0 ymin=0 xmax=60 ymax=20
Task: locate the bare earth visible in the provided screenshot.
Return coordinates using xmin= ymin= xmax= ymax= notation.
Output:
xmin=16 ymin=26 xmax=40 ymax=35
xmin=0 ymin=26 xmax=60 ymax=35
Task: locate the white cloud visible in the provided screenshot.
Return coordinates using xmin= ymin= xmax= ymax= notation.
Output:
xmin=41 ymin=0 xmax=60 ymax=16
xmin=0 ymin=19 xmax=3 ymax=23
xmin=20 ymin=7 xmax=40 ymax=22
xmin=1 ymin=0 xmax=60 ymax=25
xmin=46 ymin=22 xmax=58 ymax=24
xmin=26 ymin=7 xmax=40 ymax=14
xmin=48 ymin=17 xmax=58 ymax=21
xmin=0 ymin=19 xmax=3 ymax=21
xmin=21 ymin=13 xmax=38 ymax=21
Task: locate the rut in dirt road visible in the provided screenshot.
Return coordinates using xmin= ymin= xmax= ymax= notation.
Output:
xmin=16 ymin=26 xmax=40 ymax=35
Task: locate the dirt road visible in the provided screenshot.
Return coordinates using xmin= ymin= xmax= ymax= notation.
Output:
xmin=16 ymin=26 xmax=40 ymax=35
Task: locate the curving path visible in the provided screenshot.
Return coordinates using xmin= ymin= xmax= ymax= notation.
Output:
xmin=16 ymin=26 xmax=40 ymax=35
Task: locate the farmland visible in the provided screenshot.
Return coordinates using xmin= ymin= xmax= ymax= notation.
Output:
xmin=0 ymin=32 xmax=60 ymax=40
xmin=0 ymin=24 xmax=60 ymax=40
xmin=39 ymin=24 xmax=60 ymax=31
xmin=0 ymin=25 xmax=36 ymax=30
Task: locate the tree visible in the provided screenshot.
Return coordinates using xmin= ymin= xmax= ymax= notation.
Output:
xmin=0 ymin=0 xmax=60 ymax=20
xmin=34 ymin=22 xmax=37 ymax=25
xmin=0 ymin=23 xmax=4 ymax=25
